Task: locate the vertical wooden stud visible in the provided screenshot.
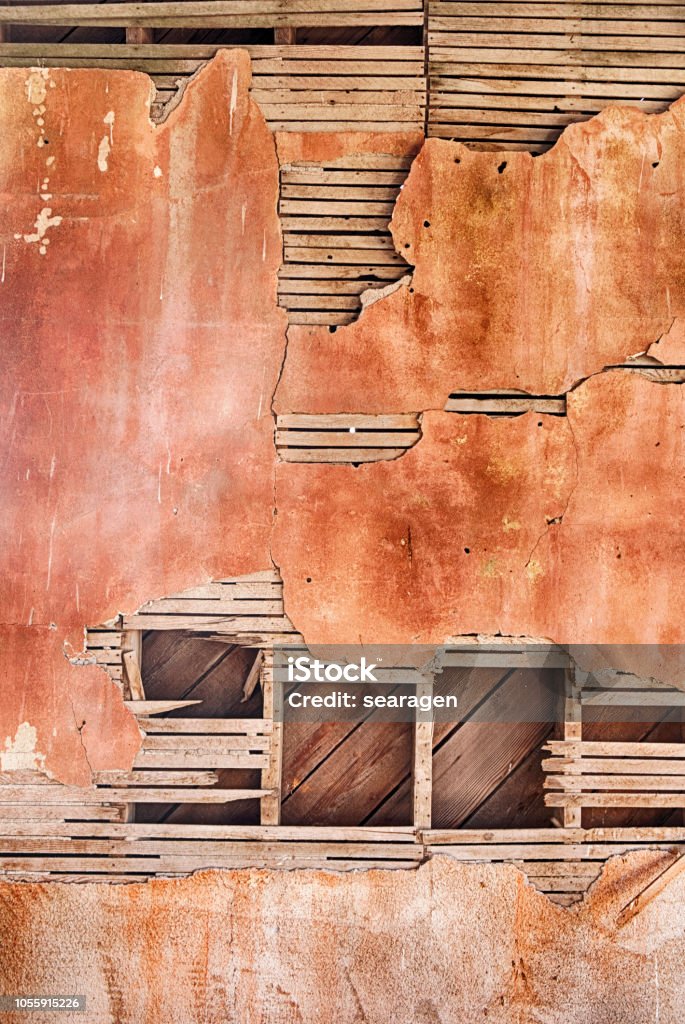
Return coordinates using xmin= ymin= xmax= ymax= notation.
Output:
xmin=412 ymin=674 xmax=434 ymax=832
xmin=122 ymin=629 xmax=145 ymax=701
xmin=260 ymin=650 xmax=282 ymax=824
xmin=563 ymin=664 xmax=583 ymax=827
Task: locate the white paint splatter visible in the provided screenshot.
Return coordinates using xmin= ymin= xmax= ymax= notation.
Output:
xmin=1 ymin=245 xmax=5 ymax=284
xmin=1 ymin=722 xmax=46 ymax=771
xmin=98 ymin=111 xmax=115 ymax=172
xmin=49 ymin=453 xmax=57 ymax=479
xmin=97 ymin=135 xmax=111 ymax=172
xmin=25 ymin=69 xmax=49 ymax=107
xmin=262 ymin=229 xmax=267 ymax=262
xmin=241 ymin=202 xmax=247 ymax=235
xmin=19 ymin=207 xmax=62 ymax=254
xmin=153 ymin=165 xmax=163 ymax=178
xmin=229 ymin=69 xmax=238 ymax=135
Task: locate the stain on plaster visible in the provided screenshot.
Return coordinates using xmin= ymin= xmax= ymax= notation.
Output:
xmin=2 ymin=854 xmax=685 ymax=1022
xmin=1 ymin=51 xmax=287 ymax=783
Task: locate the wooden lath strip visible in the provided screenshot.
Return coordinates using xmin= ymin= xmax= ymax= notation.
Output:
xmin=0 ymin=786 xmax=271 ymax=804
xmin=0 ymin=1 xmax=424 ymax=28
xmin=137 ymin=717 xmax=272 ymax=733
xmin=278 ymin=151 xmax=413 ymax=326
xmin=427 ymin=1 xmax=685 ymax=150
xmin=546 ymin=741 xmax=685 ymax=757
xmin=276 ymin=413 xmax=421 ymax=462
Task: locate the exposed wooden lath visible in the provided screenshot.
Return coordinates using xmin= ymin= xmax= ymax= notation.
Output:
xmin=427 ymin=0 xmax=685 ymax=151
xmin=275 ymin=413 xmax=421 ymax=461
xmin=278 ymin=148 xmax=416 ymax=325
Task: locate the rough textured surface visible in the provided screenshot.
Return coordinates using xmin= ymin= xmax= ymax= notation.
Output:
xmin=274 ymin=371 xmax=685 ymax=646
xmin=1 ymin=854 xmax=684 ymax=1023
xmin=0 ymin=53 xmax=286 ymax=783
xmin=276 ymin=105 xmax=685 ymax=412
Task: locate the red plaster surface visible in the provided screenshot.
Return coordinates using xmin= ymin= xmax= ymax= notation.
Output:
xmin=1 ymin=53 xmax=286 ymax=783
xmin=276 ymin=104 xmax=685 ymax=413
xmin=274 ymin=372 xmax=685 ymax=646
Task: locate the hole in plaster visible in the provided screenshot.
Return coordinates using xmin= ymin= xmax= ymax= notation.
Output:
xmin=497 ymin=161 xmax=507 ymax=174
xmin=653 ymin=161 xmax=660 ymax=168
xmin=423 ymin=220 xmax=431 ymax=228
xmin=464 ymin=547 xmax=470 ymax=554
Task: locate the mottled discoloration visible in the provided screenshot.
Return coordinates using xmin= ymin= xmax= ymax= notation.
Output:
xmin=0 ymin=53 xmax=286 ymax=783
xmin=1 ymin=855 xmax=684 ymax=1023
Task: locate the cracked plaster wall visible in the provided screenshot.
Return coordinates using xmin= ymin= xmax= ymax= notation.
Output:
xmin=2 ymin=50 xmax=685 ymax=1021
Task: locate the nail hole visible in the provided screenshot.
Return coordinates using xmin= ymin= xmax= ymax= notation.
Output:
xmin=306 ymin=577 xmax=312 ymax=583
xmin=464 ymin=547 xmax=470 ymax=554
xmin=329 ymin=325 xmax=337 ymax=334
xmin=423 ymin=220 xmax=430 ymax=228
xmin=652 ymin=161 xmax=660 ymax=168
xmin=497 ymin=161 xmax=507 ymax=174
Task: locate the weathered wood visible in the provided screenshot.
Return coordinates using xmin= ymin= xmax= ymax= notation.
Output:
xmin=0 ymin=822 xmax=417 ymax=840
xmin=445 ymin=396 xmax=566 ymax=415
xmin=0 ymin=786 xmax=271 ymax=804
xmin=280 ymin=447 xmax=408 ymax=462
xmin=423 ymin=826 xmax=685 ymax=844
xmin=141 ymin=734 xmax=270 ymax=751
xmin=134 ymin=751 xmax=270 ymax=769
xmin=546 ymin=793 xmax=685 ymax=808
xmin=123 ymin=629 xmax=145 ymax=701
xmin=261 ymin=652 xmax=283 ymax=825
xmin=582 ymin=691 xmax=685 ymax=707
xmin=0 ymin=804 xmax=127 ymax=822
xmin=123 ymin=700 xmax=203 ymax=715
xmin=93 ymin=770 xmax=219 ymax=786
xmin=546 ymin=775 xmax=685 ymax=791
xmin=542 ymin=757 xmax=685 ymax=776
xmin=137 ymin=717 xmax=271 ymax=733
xmin=412 ymin=677 xmax=434 ymax=830
xmin=0 ymin=2 xmax=423 ymax=27
xmin=546 ymin=741 xmax=685 ymax=757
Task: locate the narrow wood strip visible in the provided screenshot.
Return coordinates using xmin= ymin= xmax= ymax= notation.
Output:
xmin=446 ymin=395 xmax=566 ymax=414
xmin=92 ymin=770 xmax=219 ymax=786
xmin=542 ymin=757 xmax=685 ymax=775
xmin=278 ymin=414 xmax=418 ymax=428
xmin=545 ymin=775 xmax=685 ymax=791
xmin=142 ymin=734 xmax=270 ymax=751
xmin=0 ymin=787 xmax=270 ymax=804
xmin=276 ymin=430 xmax=417 ymax=447
xmin=545 ymin=793 xmax=685 ymax=808
xmin=545 ymin=741 xmax=685 ymax=757
xmin=123 ymin=700 xmax=202 ymax=715
xmin=0 ymin=823 xmax=417 ymax=840
xmin=581 ymin=691 xmax=685 ymax=706
xmin=138 ymin=717 xmax=271 ymax=734
xmin=279 ymin=447 xmax=407 ymax=462
xmin=134 ymin=752 xmax=270 ymax=769
xmin=139 ymin=599 xmax=283 ymax=614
